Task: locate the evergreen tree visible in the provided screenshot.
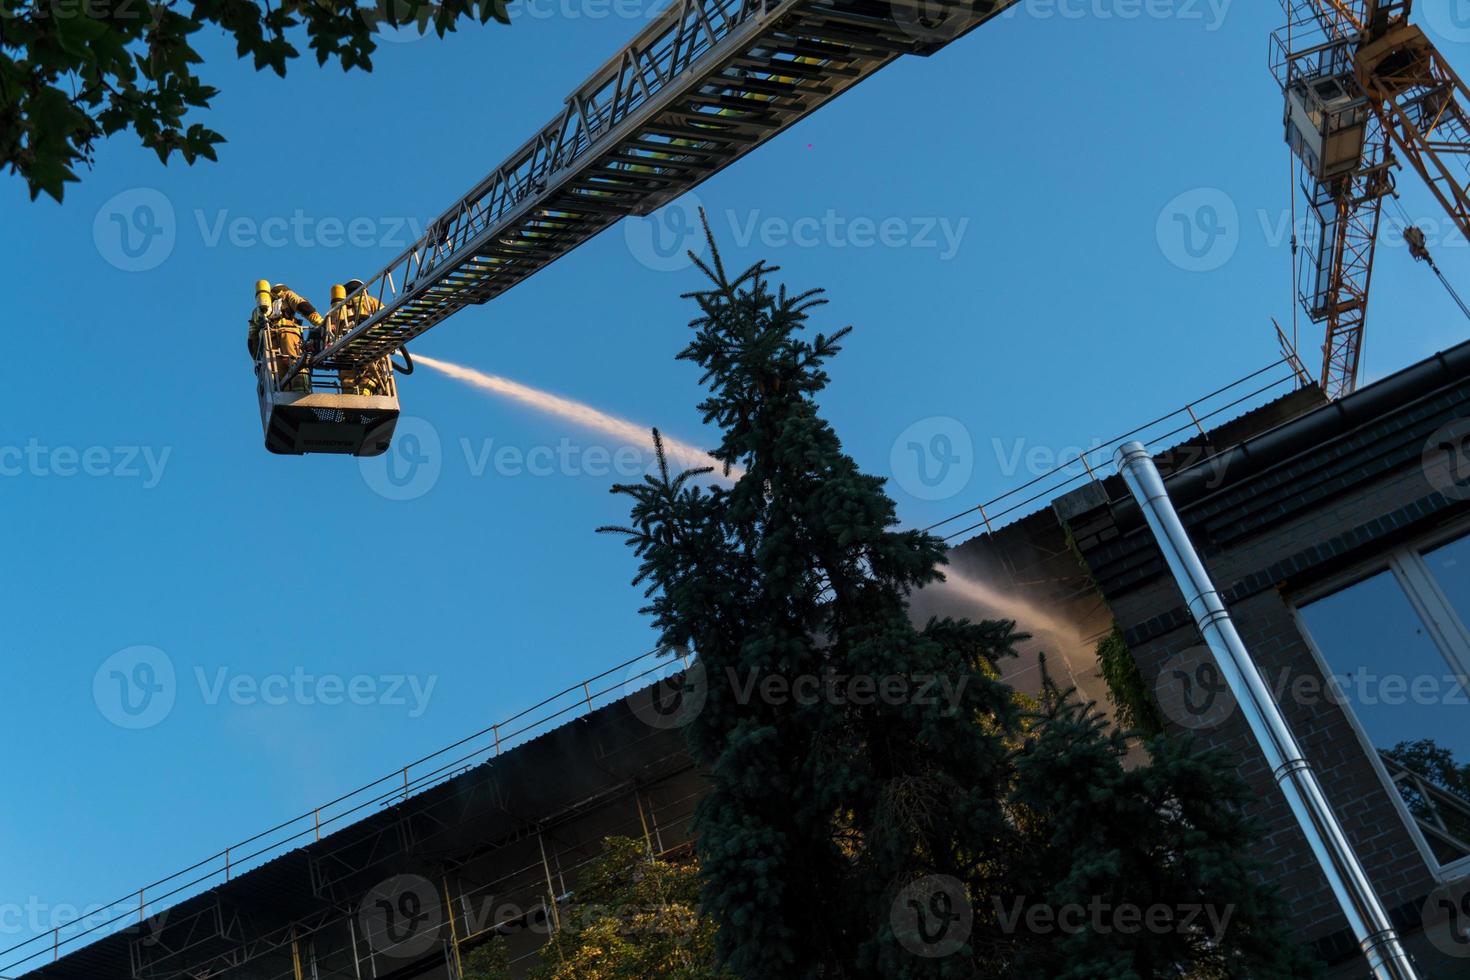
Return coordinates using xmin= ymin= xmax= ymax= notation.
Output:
xmin=1000 ymin=679 xmax=1321 ymax=978
xmin=603 ymin=223 xmax=1318 ymax=979
xmin=602 ymin=226 xmax=1022 ymax=978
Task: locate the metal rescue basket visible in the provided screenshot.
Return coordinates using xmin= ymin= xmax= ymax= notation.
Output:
xmin=251 ymin=281 xmax=401 ymax=457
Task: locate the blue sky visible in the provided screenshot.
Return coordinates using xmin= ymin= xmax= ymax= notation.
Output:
xmin=6 ymin=0 xmax=1470 ymax=966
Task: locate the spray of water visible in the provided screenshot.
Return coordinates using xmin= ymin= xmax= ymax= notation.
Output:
xmin=414 ymin=356 xmax=1073 ymax=634
xmin=927 ymin=568 xmax=1086 ymax=652
xmin=414 ymin=353 xmax=742 ymax=481
xmin=416 ymin=355 xmax=1101 ymax=693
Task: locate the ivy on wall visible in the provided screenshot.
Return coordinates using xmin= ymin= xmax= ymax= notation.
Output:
xmin=1096 ymin=625 xmax=1167 ymax=739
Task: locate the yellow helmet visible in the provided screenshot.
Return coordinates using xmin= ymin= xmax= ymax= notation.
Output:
xmin=330 ymin=283 xmax=347 ymax=304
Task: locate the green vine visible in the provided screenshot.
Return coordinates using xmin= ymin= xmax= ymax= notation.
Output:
xmin=1096 ymin=625 xmax=1166 ymax=738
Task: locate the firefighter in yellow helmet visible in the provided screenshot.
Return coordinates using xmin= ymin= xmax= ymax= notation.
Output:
xmin=248 ymin=282 xmax=323 ymax=394
xmin=326 ymin=279 xmax=390 ymax=396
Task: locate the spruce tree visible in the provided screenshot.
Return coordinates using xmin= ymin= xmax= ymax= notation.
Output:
xmin=603 ymin=223 xmax=1318 ymax=979
xmin=1001 ymin=681 xmax=1321 ymax=978
xmin=601 ymin=225 xmax=1025 ymax=978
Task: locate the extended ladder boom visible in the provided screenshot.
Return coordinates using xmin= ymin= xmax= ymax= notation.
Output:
xmin=315 ymin=0 xmax=1016 ymax=369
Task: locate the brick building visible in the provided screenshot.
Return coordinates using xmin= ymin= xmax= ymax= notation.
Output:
xmin=945 ymin=341 xmax=1470 ymax=974
xmin=16 ymin=341 xmax=1470 ymax=979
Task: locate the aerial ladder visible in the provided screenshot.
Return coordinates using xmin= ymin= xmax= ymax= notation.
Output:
xmin=252 ymin=0 xmax=1470 ymax=450
xmin=1273 ymin=0 xmax=1470 ymax=398
xmin=251 ymin=0 xmax=1018 ymax=455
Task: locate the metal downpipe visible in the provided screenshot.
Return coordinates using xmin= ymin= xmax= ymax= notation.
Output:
xmin=1113 ymin=442 xmax=1418 ymax=980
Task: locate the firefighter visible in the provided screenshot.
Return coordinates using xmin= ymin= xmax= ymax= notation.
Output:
xmin=327 ymin=279 xmax=390 ymax=396
xmin=248 ymin=281 xmax=323 ymax=394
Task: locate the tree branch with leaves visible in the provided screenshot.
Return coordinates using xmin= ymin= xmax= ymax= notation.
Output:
xmin=1 ymin=0 xmax=508 ymax=200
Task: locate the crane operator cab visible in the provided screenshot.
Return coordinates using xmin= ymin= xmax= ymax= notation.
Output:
xmin=250 ymin=279 xmax=403 ymax=456
xmin=1282 ymin=49 xmax=1371 ymax=182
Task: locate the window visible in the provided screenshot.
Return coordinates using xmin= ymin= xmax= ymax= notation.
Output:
xmin=1297 ymin=532 xmax=1470 ymax=871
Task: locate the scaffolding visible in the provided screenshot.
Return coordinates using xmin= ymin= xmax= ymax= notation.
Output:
xmin=0 ymin=647 xmax=696 ymax=979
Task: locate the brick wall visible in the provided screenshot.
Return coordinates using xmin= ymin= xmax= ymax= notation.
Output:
xmin=1056 ymin=369 xmax=1470 ymax=958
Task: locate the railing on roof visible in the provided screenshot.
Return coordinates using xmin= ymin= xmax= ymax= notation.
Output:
xmin=925 ymin=355 xmax=1310 ymax=543
xmin=0 ymin=646 xmax=690 ymax=977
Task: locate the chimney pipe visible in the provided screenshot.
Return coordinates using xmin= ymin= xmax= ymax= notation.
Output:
xmin=1114 ymin=442 xmax=1418 ymax=980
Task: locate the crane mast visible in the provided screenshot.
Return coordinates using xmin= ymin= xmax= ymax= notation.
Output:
xmin=1273 ymin=0 xmax=1392 ymax=400
xmin=1275 ymin=0 xmax=1470 ymax=398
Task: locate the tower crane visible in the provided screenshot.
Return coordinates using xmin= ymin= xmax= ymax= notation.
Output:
xmin=250 ymin=0 xmax=1018 ymax=455
xmin=1273 ymin=0 xmax=1470 ymax=398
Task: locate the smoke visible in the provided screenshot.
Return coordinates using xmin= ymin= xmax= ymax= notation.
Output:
xmin=414 ymin=353 xmax=741 ymax=481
